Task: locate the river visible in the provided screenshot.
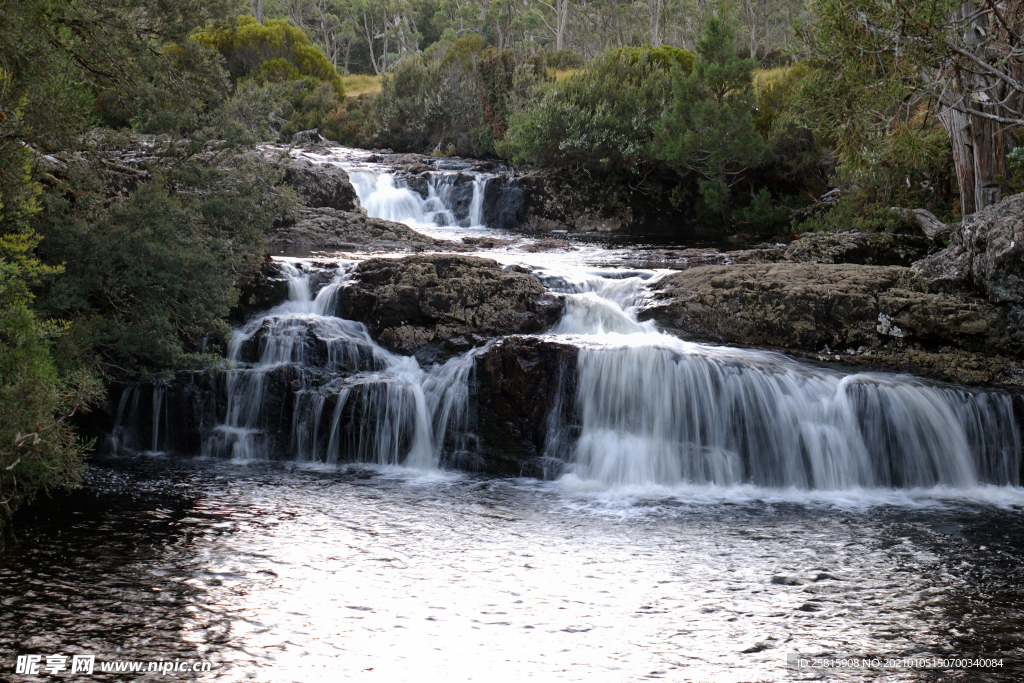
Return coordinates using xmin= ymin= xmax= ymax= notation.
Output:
xmin=3 ymin=147 xmax=1023 ymax=682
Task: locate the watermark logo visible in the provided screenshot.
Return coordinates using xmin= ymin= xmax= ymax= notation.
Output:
xmin=15 ymin=654 xmax=209 ymax=676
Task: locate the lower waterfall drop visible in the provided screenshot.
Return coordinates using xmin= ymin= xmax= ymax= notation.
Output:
xmin=545 ymin=271 xmax=1022 ymax=490
xmin=202 ymin=261 xmax=482 ymax=468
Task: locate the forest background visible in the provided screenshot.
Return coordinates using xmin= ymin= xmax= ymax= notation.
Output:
xmin=4 ymin=0 xmax=1024 ymax=542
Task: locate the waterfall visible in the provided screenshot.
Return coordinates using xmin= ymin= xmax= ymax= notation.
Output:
xmin=544 ymin=271 xmax=1022 ymax=490
xmin=202 ymin=261 xmax=483 ymax=468
xmin=348 ymin=169 xmax=491 ymax=228
xmin=151 ymin=383 xmax=165 ymax=453
xmin=467 ymin=175 xmax=487 ymax=227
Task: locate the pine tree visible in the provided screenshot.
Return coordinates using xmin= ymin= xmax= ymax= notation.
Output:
xmin=654 ymin=16 xmax=767 ymax=216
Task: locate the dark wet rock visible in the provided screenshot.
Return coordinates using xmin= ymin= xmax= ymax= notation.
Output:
xmin=643 ymin=264 xmax=1024 ymax=386
xmin=434 ymin=173 xmax=476 ymax=222
xmin=481 ymin=176 xmax=526 ymax=231
xmin=522 ymin=238 xmax=573 ymax=252
xmin=283 ymin=157 xmax=359 ymax=211
xmin=630 ymin=247 xmax=736 ymax=268
xmin=231 ymin=255 xmax=291 ymax=323
xmin=462 ymin=236 xmax=515 ymax=248
xmin=387 ymin=152 xmax=430 ymax=168
xmin=517 ymin=167 xmax=687 ymax=235
xmin=914 ymin=193 xmax=1024 ymax=303
xmin=292 ymin=129 xmax=327 ymax=146
xmin=336 ymin=255 xmax=563 ymax=353
xmin=269 ymin=206 xmax=462 ymax=252
xmin=521 ymin=216 xmax=572 ymax=232
xmin=470 ymin=336 xmax=579 ymax=477
xmin=784 ymin=230 xmax=933 ymax=266
xmin=233 ymin=318 xmax=379 ymax=371
xmin=399 ymin=174 xmax=430 ymax=198
xmin=729 ymin=246 xmax=789 ymax=264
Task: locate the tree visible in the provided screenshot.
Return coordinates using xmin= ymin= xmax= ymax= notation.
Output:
xmin=655 ymin=16 xmax=767 ymax=215
xmin=799 ymin=0 xmax=1024 ymax=216
xmin=195 ymin=16 xmax=346 ymax=96
xmin=0 ymin=230 xmax=102 ymax=548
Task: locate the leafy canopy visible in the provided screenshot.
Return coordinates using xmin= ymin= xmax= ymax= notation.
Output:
xmin=195 ymin=16 xmax=345 ymax=97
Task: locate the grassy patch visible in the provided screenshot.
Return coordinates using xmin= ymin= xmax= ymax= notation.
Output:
xmin=342 ymin=73 xmax=381 ymax=97
xmin=753 ymin=66 xmax=791 ymax=91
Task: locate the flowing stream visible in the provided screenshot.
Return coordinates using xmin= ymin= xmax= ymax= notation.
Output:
xmin=4 ymin=147 xmax=1024 ymax=682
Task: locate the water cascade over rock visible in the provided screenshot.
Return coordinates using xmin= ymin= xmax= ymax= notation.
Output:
xmin=107 ymin=147 xmax=1024 ymax=494
xmin=188 ymin=262 xmax=486 ymax=468
xmin=348 ymin=169 xmax=525 ymax=231
xmin=540 ymin=271 xmax=1021 ymax=489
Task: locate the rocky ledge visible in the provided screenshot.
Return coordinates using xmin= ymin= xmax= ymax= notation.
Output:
xmin=335 ymin=255 xmax=563 ymax=355
xmin=269 ymin=206 xmax=461 ymax=252
xmin=644 ymin=262 xmax=1024 ymax=386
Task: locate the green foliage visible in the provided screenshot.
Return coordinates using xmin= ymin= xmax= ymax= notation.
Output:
xmin=478 ymin=49 xmax=518 ymax=138
xmin=734 ymin=188 xmax=792 ymax=229
xmin=132 ymin=41 xmax=234 ymax=136
xmin=501 ymin=45 xmax=693 ymax=169
xmin=374 ymin=56 xmax=484 ymax=154
xmin=0 ymin=231 xmax=102 ymax=548
xmin=1003 ymin=146 xmax=1024 ymax=193
xmin=436 ymin=34 xmax=487 ymax=69
xmin=279 ymin=78 xmax=365 ymax=145
xmin=654 ymin=17 xmax=767 ymax=216
xmin=794 ymin=195 xmax=917 ymax=235
xmin=32 ymin=151 xmax=291 ymax=381
xmin=195 ymin=16 xmax=345 ymax=97
xmin=533 ymin=48 xmax=584 ymax=71
xmin=610 ymin=45 xmax=694 ymax=75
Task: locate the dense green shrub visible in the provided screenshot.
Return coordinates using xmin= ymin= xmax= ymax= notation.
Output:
xmin=278 ymin=78 xmax=364 ymax=144
xmin=655 ymin=17 xmax=766 ymax=216
xmin=132 ymin=40 xmax=233 ymax=135
xmin=373 ymin=57 xmax=484 ymax=154
xmin=533 ymin=48 xmax=584 ymax=71
xmin=195 ymin=16 xmax=344 ymax=97
xmin=32 ymin=151 xmax=292 ymax=381
xmin=501 ymin=45 xmax=693 ymax=169
xmin=0 ymin=232 xmax=102 ymax=548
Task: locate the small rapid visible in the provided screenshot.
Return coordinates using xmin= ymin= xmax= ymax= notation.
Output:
xmin=542 ymin=271 xmax=1021 ymax=490
xmin=200 ymin=261 xmax=484 ymax=469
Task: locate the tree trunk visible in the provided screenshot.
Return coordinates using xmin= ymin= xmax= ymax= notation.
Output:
xmin=252 ymin=0 xmax=264 ymax=23
xmin=938 ymin=106 xmax=976 ymax=216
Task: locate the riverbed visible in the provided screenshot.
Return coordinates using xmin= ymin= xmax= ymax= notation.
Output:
xmin=4 ymin=456 xmax=1024 ymax=682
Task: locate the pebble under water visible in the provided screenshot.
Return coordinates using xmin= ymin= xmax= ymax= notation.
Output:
xmin=3 ymin=456 xmax=1024 ymax=682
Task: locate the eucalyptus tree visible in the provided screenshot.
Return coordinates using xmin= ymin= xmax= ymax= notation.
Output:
xmin=800 ymin=0 xmax=1024 ymax=215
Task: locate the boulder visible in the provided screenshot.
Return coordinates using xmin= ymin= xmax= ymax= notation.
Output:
xmin=784 ymin=230 xmax=932 ymax=266
xmin=284 ymin=157 xmax=359 ymax=212
xmin=914 ymin=192 xmax=1024 ymax=302
xmin=336 ymin=255 xmax=563 ymax=353
xmin=481 ymin=176 xmax=526 ymax=230
xmin=470 ymin=337 xmax=579 ymax=477
xmin=642 ymin=264 xmax=1024 ymax=385
xmin=269 ymin=206 xmax=461 ymax=252
xmin=291 ymin=129 xmax=326 ymax=146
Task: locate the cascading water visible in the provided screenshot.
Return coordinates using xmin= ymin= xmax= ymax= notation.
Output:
xmin=201 ymin=261 xmax=483 ymax=468
xmin=543 ymin=271 xmax=1022 ymax=490
xmin=107 ymin=148 xmax=1023 ymax=494
xmin=348 ymin=169 xmax=490 ymax=229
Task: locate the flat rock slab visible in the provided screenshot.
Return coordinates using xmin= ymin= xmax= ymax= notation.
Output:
xmin=643 ymin=263 xmax=1024 ymax=386
xmin=269 ymin=206 xmax=462 ymax=252
xmin=336 ymin=255 xmax=562 ymax=353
